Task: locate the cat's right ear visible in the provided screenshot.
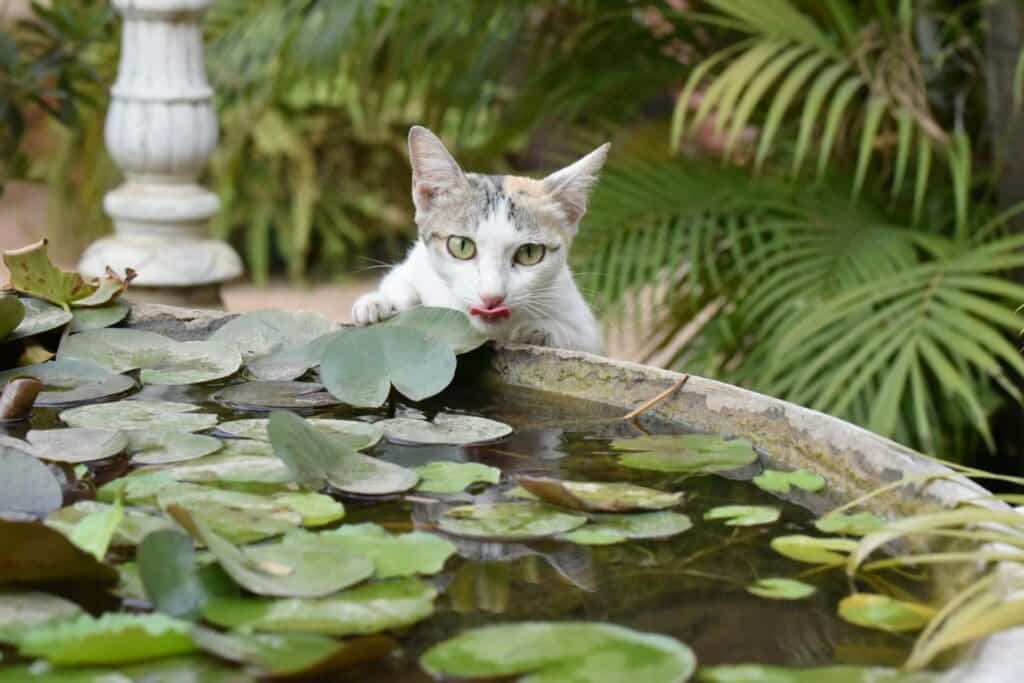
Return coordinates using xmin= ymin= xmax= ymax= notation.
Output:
xmin=408 ymin=126 xmax=468 ymax=220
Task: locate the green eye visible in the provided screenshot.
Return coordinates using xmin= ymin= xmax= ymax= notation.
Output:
xmin=514 ymin=243 xmax=546 ymax=266
xmin=446 ymin=236 xmax=476 ymax=260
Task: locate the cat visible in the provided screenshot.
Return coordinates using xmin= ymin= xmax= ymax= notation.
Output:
xmin=352 ymin=126 xmax=609 ymax=354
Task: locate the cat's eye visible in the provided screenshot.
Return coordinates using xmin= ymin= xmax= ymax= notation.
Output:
xmin=513 ymin=243 xmax=546 ymax=266
xmin=447 ymin=236 xmax=476 ymax=260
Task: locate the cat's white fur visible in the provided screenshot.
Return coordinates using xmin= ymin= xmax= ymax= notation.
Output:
xmin=352 ymin=126 xmax=608 ymax=354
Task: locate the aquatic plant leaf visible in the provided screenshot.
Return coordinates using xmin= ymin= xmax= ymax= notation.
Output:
xmin=26 ymin=428 xmax=127 ymax=463
xmin=202 ymin=578 xmax=437 ymax=635
xmin=71 ymin=267 xmax=135 ymax=308
xmin=59 ymin=328 xmax=241 ymax=385
xmin=47 ymin=501 xmax=175 ymax=547
xmin=3 ymin=240 xmax=97 ymax=309
xmin=282 ymin=523 xmax=456 ymax=578
xmin=386 ymin=306 xmax=488 ymax=354
xmin=439 ymin=502 xmax=587 ymax=541
xmin=420 ymin=622 xmax=697 ymax=683
xmin=753 ymin=469 xmax=825 ymax=494
xmin=746 ymin=578 xmax=817 ymax=600
xmin=0 ymin=359 xmax=135 ymax=406
xmin=0 ymin=445 xmax=63 ymax=516
xmin=271 ymin=492 xmax=346 ymax=527
xmin=0 ymin=519 xmax=117 ymax=584
xmin=613 ymin=434 xmax=757 ymax=473
xmin=70 ymin=301 xmax=130 ymax=332
xmin=268 ymin=410 xmax=418 ymax=495
xmin=151 ymin=446 xmax=294 ymax=486
xmin=218 ymin=417 xmax=383 ymax=451
xmin=17 ymin=612 xmax=194 ymax=664
xmin=838 ymin=594 xmax=936 ymax=633
xmin=414 ymin=461 xmax=501 ymax=493
xmin=379 ymin=413 xmax=513 ymax=445
xmin=0 ymin=656 xmax=251 ymax=683
xmin=517 ymin=477 xmax=683 ymax=512
xmin=562 ymin=511 xmax=693 ymax=545
xmin=704 ymin=505 xmax=781 ymax=527
xmin=61 ymin=399 xmax=219 ymax=432
xmin=209 ymin=310 xmax=337 ymax=366
xmin=68 ymin=494 xmax=123 ymax=561
xmin=0 ymin=296 xmax=25 ymax=339
xmin=5 ymin=296 xmax=72 ymax=341
xmin=320 ymin=326 xmax=456 ymax=407
xmin=0 ymin=591 xmax=83 ymax=641
xmin=213 ymin=380 xmax=341 ymax=411
xmin=128 ymin=431 xmax=223 ymax=465
xmin=770 ymin=535 xmax=858 ymax=565
xmin=814 ymin=511 xmax=887 ymax=536
xmin=699 ymin=664 xmax=938 ymax=682
xmin=138 ymin=529 xmax=237 ymax=619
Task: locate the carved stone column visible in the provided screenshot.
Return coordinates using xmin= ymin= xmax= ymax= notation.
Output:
xmin=77 ymin=0 xmax=242 ymax=307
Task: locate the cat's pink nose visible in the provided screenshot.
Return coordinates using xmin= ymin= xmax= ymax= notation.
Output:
xmin=480 ymin=295 xmax=505 ymax=310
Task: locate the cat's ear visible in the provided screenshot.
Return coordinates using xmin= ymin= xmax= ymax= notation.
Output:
xmin=542 ymin=142 xmax=610 ymax=233
xmin=408 ymin=126 xmax=469 ymax=219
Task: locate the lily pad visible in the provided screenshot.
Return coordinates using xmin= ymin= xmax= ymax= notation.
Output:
xmin=210 ymin=310 xmax=336 ymax=365
xmin=612 ymin=434 xmax=757 ymax=474
xmin=704 ymin=505 xmax=781 ymax=527
xmin=47 ymin=501 xmax=175 ymax=547
xmin=70 ymin=301 xmax=130 ymax=332
xmin=26 ymin=428 xmax=127 ymax=463
xmin=61 ymin=400 xmax=219 ymax=432
xmin=152 ymin=446 xmax=294 ymax=486
xmin=753 ymin=469 xmax=826 ymax=494
xmin=0 ymin=591 xmax=83 ymax=638
xmin=320 ymin=326 xmax=456 ymax=407
xmin=59 ymin=328 xmax=241 ymax=385
xmin=386 ymin=306 xmax=488 ymax=354
xmin=67 ymin=495 xmax=123 ymax=560
xmin=379 ymin=413 xmax=513 ymax=445
xmin=202 ymin=578 xmax=437 ymax=635
xmin=139 ymin=529 xmax=238 ymax=619
xmin=128 ymin=431 xmax=224 ymax=465
xmin=746 ymin=578 xmax=817 ymax=600
xmin=17 ymin=612 xmax=194 ymax=665
xmin=0 ymin=518 xmax=118 ymax=584
xmin=0 ymin=359 xmax=136 ymax=407
xmin=814 ymin=511 xmax=887 ymax=536
xmin=770 ymin=535 xmax=858 ymax=565
xmin=420 ymin=622 xmax=697 ymax=683
xmin=562 ymin=511 xmax=693 ymax=545
xmin=212 ymin=380 xmax=341 ymax=411
xmin=0 ymin=296 xmax=25 ymax=339
xmin=281 ymin=523 xmax=456 ymax=578
xmin=837 ymin=594 xmax=936 ymax=633
xmin=5 ymin=296 xmax=73 ymax=341
xmin=439 ymin=502 xmax=587 ymax=541
xmin=414 ymin=461 xmax=501 ymax=493
xmin=699 ymin=665 xmax=938 ymax=682
xmin=218 ymin=417 xmax=383 ymax=451
xmin=0 ymin=445 xmax=64 ymax=516
xmin=517 ymin=477 xmax=683 ymax=512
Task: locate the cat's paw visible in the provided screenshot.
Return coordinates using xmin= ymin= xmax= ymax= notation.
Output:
xmin=352 ymin=293 xmax=400 ymax=326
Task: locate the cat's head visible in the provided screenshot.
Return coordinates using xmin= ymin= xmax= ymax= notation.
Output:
xmin=407 ymin=125 xmax=609 ymax=330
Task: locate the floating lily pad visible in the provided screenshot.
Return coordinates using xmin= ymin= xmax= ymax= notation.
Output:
xmin=209 ymin=310 xmax=337 ymax=374
xmin=562 ymin=511 xmax=693 ymax=545
xmin=17 ymin=612 xmax=194 ymax=665
xmin=414 ymin=461 xmax=501 ymax=493
xmin=0 ymin=591 xmax=83 ymax=639
xmin=61 ymin=400 xmax=219 ymax=432
xmin=837 ymin=594 xmax=936 ymax=633
xmin=67 ymin=495 xmax=123 ymax=561
xmin=746 ymin=578 xmax=817 ymax=601
xmin=612 ymin=434 xmax=757 ymax=474
xmin=282 ymin=523 xmax=456 ymax=578
xmin=814 ymin=511 xmax=887 ymax=536
xmin=753 ymin=469 xmax=826 ymax=494
xmin=320 ymin=326 xmax=456 ymax=407
xmin=128 ymin=431 xmax=224 ymax=465
xmin=517 ymin=477 xmax=683 ymax=513
xmin=386 ymin=306 xmax=488 ymax=354
xmin=699 ymin=665 xmax=938 ymax=682
xmin=70 ymin=301 xmax=130 ymax=332
xmin=420 ymin=622 xmax=697 ymax=683
xmin=152 ymin=447 xmax=294 ymax=486
xmin=212 ymin=381 xmax=341 ymax=411
xmin=0 ymin=296 xmax=25 ymax=339
xmin=5 ymin=296 xmax=73 ymax=341
xmin=0 ymin=445 xmax=64 ymax=516
xmin=202 ymin=578 xmax=437 ymax=635
xmin=704 ymin=505 xmax=781 ymax=527
xmin=47 ymin=501 xmax=175 ymax=547
xmin=26 ymin=428 xmax=127 ymax=463
xmin=59 ymin=328 xmax=241 ymax=385
xmin=0 ymin=359 xmax=136 ymax=407
xmin=439 ymin=502 xmax=587 ymax=541
xmin=379 ymin=413 xmax=513 ymax=445
xmin=770 ymin=535 xmax=858 ymax=565
xmin=218 ymin=417 xmax=383 ymax=452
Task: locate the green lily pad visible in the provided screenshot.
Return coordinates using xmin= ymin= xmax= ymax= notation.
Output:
xmin=562 ymin=511 xmax=693 ymax=545
xmin=439 ymin=502 xmax=587 ymax=541
xmin=202 ymin=577 xmax=437 ymax=635
xmin=47 ymin=501 xmax=175 ymax=547
xmin=0 ymin=591 xmax=83 ymax=638
xmin=704 ymin=505 xmax=780 ymax=527
xmin=420 ymin=622 xmax=697 ymax=683
xmin=139 ymin=529 xmax=238 ymax=619
xmin=414 ymin=461 xmax=501 ymax=493
xmin=5 ymin=296 xmax=73 ymax=341
xmin=212 ymin=380 xmax=341 ymax=411
xmin=26 ymin=428 xmax=127 ymax=463
xmin=612 ymin=434 xmax=757 ymax=474
xmin=67 ymin=495 xmax=123 ymax=561
xmin=0 ymin=296 xmax=25 ymax=339
xmin=753 ymin=469 xmax=826 ymax=494
xmin=61 ymin=400 xmax=219 ymax=432
xmin=386 ymin=306 xmax=488 ymax=354
xmin=770 ymin=535 xmax=858 ymax=565
xmin=0 ymin=359 xmax=135 ymax=407
xmin=699 ymin=664 xmax=938 ymax=682
xmin=746 ymin=578 xmax=817 ymax=600
xmin=0 ymin=445 xmax=64 ymax=516
xmin=0 ymin=518 xmax=117 ymax=584
xmin=128 ymin=431 xmax=224 ymax=465
xmin=379 ymin=413 xmax=513 ymax=445
xmin=17 ymin=612 xmax=194 ymax=665
xmin=151 ymin=446 xmax=294 ymax=486
xmin=281 ymin=523 xmax=456 ymax=578
xmin=217 ymin=417 xmax=383 ymax=451
xmin=837 ymin=594 xmax=937 ymax=633
xmin=70 ymin=301 xmax=130 ymax=332
xmin=59 ymin=328 xmax=241 ymax=385
xmin=517 ymin=477 xmax=683 ymax=512
xmin=814 ymin=511 xmax=887 ymax=536
xmin=268 ymin=410 xmax=418 ymax=495
xmin=320 ymin=326 xmax=456 ymax=407
xmin=209 ymin=310 xmax=336 ymax=376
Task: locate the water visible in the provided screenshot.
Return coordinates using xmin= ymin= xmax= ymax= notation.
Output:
xmin=3 ymin=378 xmax=921 ymax=679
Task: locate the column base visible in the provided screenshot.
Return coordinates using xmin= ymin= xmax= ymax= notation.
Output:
xmin=78 ymin=234 xmax=243 ymax=288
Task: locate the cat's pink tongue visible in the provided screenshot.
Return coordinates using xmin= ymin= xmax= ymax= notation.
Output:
xmin=470 ymin=305 xmax=511 ymax=323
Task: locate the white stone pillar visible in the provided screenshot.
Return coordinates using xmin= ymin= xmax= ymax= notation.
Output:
xmin=78 ymin=0 xmax=242 ymax=306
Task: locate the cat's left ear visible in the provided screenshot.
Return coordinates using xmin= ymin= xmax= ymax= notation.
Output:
xmin=543 ymin=142 xmax=610 ymax=234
